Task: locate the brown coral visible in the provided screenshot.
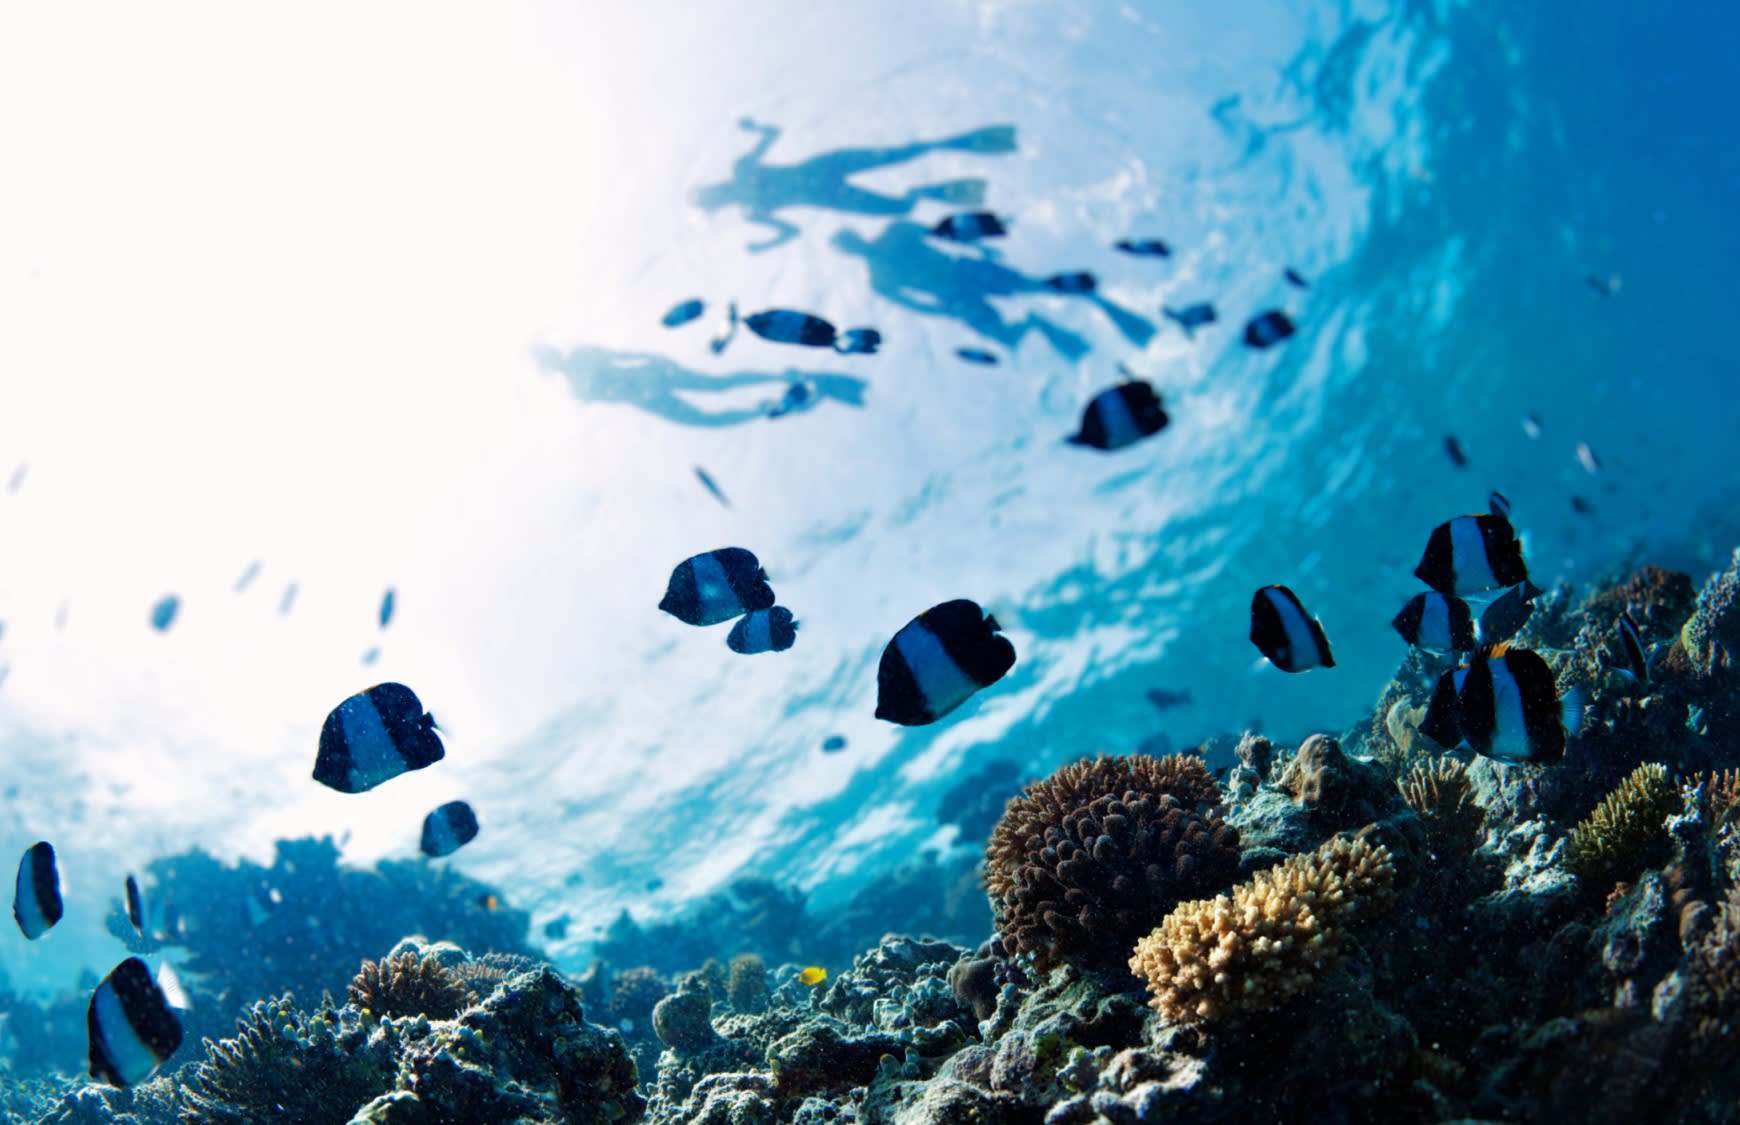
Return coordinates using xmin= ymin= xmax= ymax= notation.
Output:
xmin=1128 ymin=835 xmax=1397 ymax=1024
xmin=1583 ymin=566 xmax=1697 ymax=638
xmin=1399 ymin=757 xmax=1485 ymax=853
xmin=348 ymin=951 xmax=475 ymax=1020
xmin=180 ymin=994 xmax=392 ymax=1125
xmin=1566 ymin=763 xmax=1681 ymax=890
xmin=985 ymin=754 xmax=1240 ymax=970
xmin=1275 ymin=734 xmax=1402 ymax=832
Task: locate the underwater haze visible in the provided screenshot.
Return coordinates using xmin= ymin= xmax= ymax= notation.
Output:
xmin=2 ymin=0 xmax=1740 ymax=1119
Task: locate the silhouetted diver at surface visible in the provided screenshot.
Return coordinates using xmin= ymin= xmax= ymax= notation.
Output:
xmin=830 ymin=223 xmax=1155 ymax=359
xmin=533 ymin=345 xmax=865 ymax=427
xmin=691 ymin=120 xmax=1018 ymax=252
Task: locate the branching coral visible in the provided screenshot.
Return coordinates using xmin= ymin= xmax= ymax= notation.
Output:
xmin=349 ymin=952 xmax=476 ymax=1020
xmin=1566 ymin=763 xmax=1680 ymax=890
xmin=1400 ymin=758 xmax=1485 ymax=853
xmin=1128 ymin=835 xmax=1397 ymax=1025
xmin=986 ymin=754 xmax=1239 ymax=970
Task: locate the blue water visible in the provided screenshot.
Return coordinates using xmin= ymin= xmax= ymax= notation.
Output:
xmin=0 ymin=0 xmax=1737 ymax=1079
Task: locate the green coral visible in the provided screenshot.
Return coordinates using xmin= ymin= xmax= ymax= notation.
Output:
xmin=1566 ymin=763 xmax=1680 ymax=890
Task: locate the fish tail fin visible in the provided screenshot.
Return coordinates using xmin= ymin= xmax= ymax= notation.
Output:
xmin=914 ymin=177 xmax=987 ymax=206
xmin=1561 ymin=688 xmax=1586 ymax=736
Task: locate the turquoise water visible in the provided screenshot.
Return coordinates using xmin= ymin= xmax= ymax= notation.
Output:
xmin=0 ymin=0 xmax=1737 ymax=1105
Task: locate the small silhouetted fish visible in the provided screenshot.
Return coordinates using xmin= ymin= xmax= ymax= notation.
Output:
xmin=544 ymin=915 xmax=570 ymax=940
xmin=379 ymin=588 xmax=396 ymax=629
xmin=930 ymin=211 xmax=1008 ymax=241
xmin=1145 ymin=687 xmax=1192 ymax=712
xmin=876 ymin=599 xmax=1016 ymax=725
xmin=837 ymin=327 xmax=881 ymax=355
xmin=659 ymin=547 xmax=775 ymax=626
xmin=1067 ymin=380 xmax=1168 ymax=451
xmin=234 ymin=561 xmax=261 ymax=593
xmin=1043 ymin=272 xmax=1097 ymax=294
xmin=821 ymin=734 xmax=848 ymax=753
xmin=1414 ymin=513 xmax=1530 ymax=597
xmin=13 ymin=841 xmax=62 ymax=940
xmin=1576 ymin=443 xmax=1601 ymax=475
xmin=956 ymin=347 xmax=999 ymax=366
xmin=1571 ymin=495 xmax=1594 ymax=515
xmin=1615 ymin=611 xmax=1651 ymax=684
xmin=1163 ymin=302 xmax=1217 ymax=338
xmin=662 ymin=298 xmax=705 ymax=328
xmin=693 ymin=466 xmax=731 ymax=508
xmin=1250 ymin=585 xmax=1335 ymax=673
xmin=744 ymin=309 xmax=838 ymax=348
xmin=1243 ymin=310 xmax=1296 ymax=348
xmin=727 ymin=606 xmax=798 ymax=654
xmin=1420 ymin=645 xmax=1580 ymax=764
xmin=88 ymin=957 xmax=183 ymax=1088
xmin=313 ymin=682 xmax=445 ymax=794
xmin=149 ymin=595 xmax=180 ymax=633
xmin=645 ymin=878 xmax=663 ymax=892
xmin=1115 ymin=238 xmax=1171 ymax=257
xmin=1585 ymin=273 xmax=1621 ymax=297
xmin=1522 ymin=414 xmax=1542 ymax=439
xmin=420 ymin=800 xmax=480 ymax=858
xmin=1444 ymin=435 xmax=1468 ymax=468
xmin=766 ymin=381 xmax=813 ymax=420
xmin=361 ymin=647 xmax=380 ymax=666
xmin=125 ymin=876 xmax=145 ymax=936
xmin=1474 ymin=582 xmax=1540 ymax=646
xmin=1284 ymin=268 xmax=1310 ymax=288
xmin=6 ymin=464 xmax=24 ymax=493
xmin=1392 ymin=592 xmax=1476 ymax=653
xmin=1488 ymin=491 xmax=1512 ymax=520
xmin=279 ymin=583 xmax=299 ymax=616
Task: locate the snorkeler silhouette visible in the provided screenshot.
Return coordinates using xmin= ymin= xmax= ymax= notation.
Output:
xmin=691 ymin=120 xmax=1018 ymax=253
xmin=829 ymin=221 xmax=1155 ymax=360
xmin=533 ymin=344 xmax=865 ymax=428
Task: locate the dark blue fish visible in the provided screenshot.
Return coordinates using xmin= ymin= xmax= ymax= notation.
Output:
xmin=88 ymin=958 xmax=183 ymax=1088
xmin=930 ymin=211 xmax=1008 ymax=242
xmin=1586 ymin=273 xmax=1621 ymax=297
xmin=837 ymin=327 xmax=882 ymax=355
xmin=1284 ymin=268 xmax=1310 ymax=288
xmin=1444 ymin=435 xmax=1467 ymax=468
xmin=955 ymin=347 xmax=999 ymax=366
xmin=313 ymin=682 xmax=445 ymax=794
xmin=1570 ymin=495 xmax=1594 ymax=516
xmin=821 ymin=734 xmax=848 ymax=753
xmin=766 ymin=381 xmax=814 ymax=420
xmin=694 ymin=466 xmax=731 ymax=508
xmin=379 ymin=588 xmax=396 ymax=629
xmin=659 ymin=547 xmax=774 ymax=626
xmin=420 ymin=800 xmax=480 ymax=858
xmin=149 ymin=595 xmax=180 ymax=633
xmin=125 ymin=876 xmax=145 ymax=936
xmin=1067 ymin=380 xmax=1168 ymax=451
xmin=234 ymin=561 xmax=262 ymax=593
xmin=1115 ymin=238 xmax=1171 ymax=257
xmin=1044 ymin=272 xmax=1097 ymax=294
xmin=361 ymin=646 xmax=381 ymax=666
xmin=1163 ymin=302 xmax=1217 ymax=338
xmin=544 ymin=915 xmax=571 ymax=940
xmin=1522 ymin=414 xmax=1542 ymax=439
xmin=661 ymin=298 xmax=706 ymax=328
xmin=1145 ymin=687 xmax=1192 ymax=712
xmin=1614 ymin=611 xmax=1651 ymax=684
xmin=13 ymin=841 xmax=62 ymax=940
xmin=727 ymin=606 xmax=798 ymax=654
xmin=1243 ymin=310 xmax=1296 ymax=348
xmin=876 ymin=600 xmax=1015 ymax=725
xmin=744 ymin=308 xmax=838 ymax=348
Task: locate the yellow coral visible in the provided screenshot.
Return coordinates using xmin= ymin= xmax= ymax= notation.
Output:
xmin=1128 ymin=835 xmax=1396 ymax=1024
xmin=1565 ymin=763 xmax=1679 ymax=889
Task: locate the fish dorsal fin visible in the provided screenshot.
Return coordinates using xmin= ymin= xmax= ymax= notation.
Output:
xmin=1488 ymin=640 xmax=1513 ymax=659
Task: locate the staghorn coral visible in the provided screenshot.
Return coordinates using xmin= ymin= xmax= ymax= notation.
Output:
xmin=1566 ymin=763 xmax=1681 ymax=890
xmin=1400 ymin=757 xmax=1485 ymax=854
xmin=1129 ymin=835 xmax=1397 ymax=1024
xmin=1682 ymin=547 xmax=1740 ymax=677
xmin=348 ymin=951 xmax=475 ymax=1021
xmin=985 ymin=754 xmax=1239 ymax=971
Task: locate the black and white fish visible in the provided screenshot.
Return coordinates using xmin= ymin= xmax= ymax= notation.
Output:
xmin=1066 ymin=380 xmax=1169 ymax=451
xmin=1043 ymin=272 xmax=1097 ymax=294
xmin=1392 ymin=591 xmax=1477 ymax=653
xmin=1488 ymin=491 xmax=1512 ymax=520
xmin=87 ymin=957 xmax=183 ymax=1088
xmin=1521 ymin=413 xmax=1542 ymax=439
xmin=837 ymin=327 xmax=882 ymax=355
xmin=876 ymin=599 xmax=1016 ymax=726
xmin=125 ymin=876 xmax=145 ymax=936
xmin=693 ymin=466 xmax=731 ymax=508
xmin=955 ymin=347 xmax=999 ymax=366
xmin=1473 ymin=581 xmax=1540 ymax=646
xmin=1115 ymin=238 xmax=1171 ymax=257
xmin=1444 ymin=435 xmax=1468 ymax=468
xmin=727 ymin=606 xmax=798 ymax=654
xmin=659 ymin=547 xmax=775 ymax=627
xmin=313 ymin=682 xmax=445 ymax=794
xmin=420 ymin=800 xmax=480 ymax=858
xmin=743 ymin=309 xmax=839 ymax=348
xmin=379 ymin=588 xmax=396 ymax=629
xmin=1243 ymin=310 xmax=1296 ymax=348
xmin=1284 ymin=268 xmax=1310 ymax=288
xmin=1413 ymin=513 xmax=1530 ymax=597
xmin=1249 ymin=585 xmax=1335 ymax=673
xmin=13 ymin=841 xmax=63 ymax=940
xmin=149 ymin=595 xmax=179 ymax=633
xmin=1576 ymin=443 xmax=1601 ymax=476
xmin=1419 ymin=644 xmax=1580 ymax=764
xmin=930 ymin=211 xmax=1008 ymax=241
xmin=1614 ymin=611 xmax=1653 ymax=684
xmin=662 ymin=298 xmax=706 ymax=328
xmin=1163 ymin=302 xmax=1217 ymax=338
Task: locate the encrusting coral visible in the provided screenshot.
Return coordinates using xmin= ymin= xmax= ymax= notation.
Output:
xmin=1566 ymin=762 xmax=1680 ymax=890
xmin=1399 ymin=757 xmax=1485 ymax=854
xmin=1129 ymin=834 xmax=1397 ymax=1024
xmin=348 ymin=951 xmax=476 ymax=1021
xmin=985 ymin=754 xmax=1240 ymax=970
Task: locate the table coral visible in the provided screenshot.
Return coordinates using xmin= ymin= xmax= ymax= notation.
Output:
xmin=1128 ymin=835 xmax=1397 ymax=1024
xmin=986 ymin=754 xmax=1239 ymax=971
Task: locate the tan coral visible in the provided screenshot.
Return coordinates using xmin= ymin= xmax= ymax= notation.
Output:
xmin=348 ymin=951 xmax=475 ymax=1020
xmin=1129 ymin=835 xmax=1396 ymax=1025
xmin=1565 ymin=763 xmax=1679 ymax=889
xmin=1399 ymin=757 xmax=1485 ymax=853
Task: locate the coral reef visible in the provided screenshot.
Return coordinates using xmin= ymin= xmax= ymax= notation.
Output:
xmin=1683 ymin=548 xmax=1740 ymax=677
xmin=985 ymin=754 xmax=1240 ymax=971
xmin=348 ymin=952 xmax=476 ymax=1021
xmin=1398 ymin=756 xmax=1485 ymax=854
xmin=1274 ymin=733 xmax=1402 ymax=833
xmin=1566 ymin=762 xmax=1680 ymax=891
xmin=1129 ymin=835 xmax=1398 ymax=1024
